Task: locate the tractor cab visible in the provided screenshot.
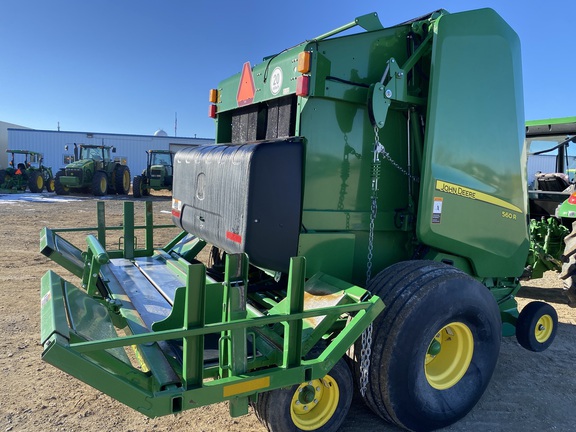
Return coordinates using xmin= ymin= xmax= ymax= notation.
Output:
xmin=149 ymin=150 xmax=173 ymax=177
xmin=8 ymin=150 xmax=42 ymax=172
xmin=1 ymin=150 xmax=54 ymax=193
xmin=526 ymin=118 xmax=576 ymax=221
xmin=132 ymin=149 xmax=174 ymax=198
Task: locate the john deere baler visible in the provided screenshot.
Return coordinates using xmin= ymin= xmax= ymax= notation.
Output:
xmin=40 ymin=9 xmax=558 ymax=432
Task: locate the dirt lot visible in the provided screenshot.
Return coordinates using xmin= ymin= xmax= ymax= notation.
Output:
xmin=1 ymin=193 xmax=575 ymax=432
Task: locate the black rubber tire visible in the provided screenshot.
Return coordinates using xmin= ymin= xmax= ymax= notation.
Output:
xmin=28 ymin=171 xmax=44 ymax=193
xmin=516 ymin=301 xmax=558 ymax=352
xmin=559 ymin=220 xmax=576 ymax=306
xmin=133 ymin=175 xmax=145 ymax=198
xmin=115 ymin=165 xmax=131 ymax=195
xmin=91 ymin=171 xmax=108 ymax=196
xmin=54 ymin=171 xmax=69 ymax=195
xmin=253 ymin=358 xmax=353 ymax=432
xmin=0 ymin=169 xmax=9 ymax=187
xmin=45 ymin=176 xmax=55 ymax=193
xmin=352 ymin=260 xmax=501 ymax=432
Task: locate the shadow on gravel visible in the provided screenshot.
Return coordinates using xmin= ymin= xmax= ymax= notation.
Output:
xmin=518 ymin=285 xmax=571 ymax=305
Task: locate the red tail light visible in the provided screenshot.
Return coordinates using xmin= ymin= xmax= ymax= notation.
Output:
xmin=208 ymin=104 xmax=217 ymax=118
xmin=296 ymin=75 xmax=310 ymax=97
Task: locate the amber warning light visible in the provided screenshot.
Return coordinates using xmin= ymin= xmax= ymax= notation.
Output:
xmin=297 ymin=51 xmax=310 ymax=74
xmin=209 ymin=89 xmax=218 ymax=103
xmin=208 ymin=89 xmax=218 ymax=118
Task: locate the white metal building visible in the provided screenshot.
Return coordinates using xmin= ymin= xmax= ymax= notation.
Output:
xmin=7 ymin=128 xmax=213 ymax=176
xmin=0 ymin=121 xmax=31 ymax=168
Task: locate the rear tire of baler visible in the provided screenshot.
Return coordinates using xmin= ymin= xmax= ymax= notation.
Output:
xmin=115 ymin=165 xmax=131 ymax=195
xmin=516 ymin=301 xmax=558 ymax=352
xmin=559 ymin=220 xmax=576 ymax=306
xmin=354 ymin=260 xmax=501 ymax=432
xmin=252 ymin=358 xmax=353 ymax=432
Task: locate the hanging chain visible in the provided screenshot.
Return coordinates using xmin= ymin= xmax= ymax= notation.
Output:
xmin=359 ymin=126 xmax=385 ymax=397
xmin=360 ymin=125 xmax=418 ymax=396
xmin=374 ymin=126 xmax=420 ymax=183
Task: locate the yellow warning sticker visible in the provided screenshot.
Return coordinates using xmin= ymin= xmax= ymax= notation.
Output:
xmin=223 ymin=376 xmax=271 ymax=397
xmin=435 ymin=180 xmax=523 ymax=213
xmin=432 ymin=197 xmax=443 ymax=223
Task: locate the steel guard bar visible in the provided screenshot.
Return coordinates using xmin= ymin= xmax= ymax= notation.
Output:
xmin=39 ymin=202 xmax=384 ymax=418
xmin=40 ymin=269 xmax=383 ymax=418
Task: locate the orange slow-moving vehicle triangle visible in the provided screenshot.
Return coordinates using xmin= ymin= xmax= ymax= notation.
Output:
xmin=236 ymin=62 xmax=255 ymax=107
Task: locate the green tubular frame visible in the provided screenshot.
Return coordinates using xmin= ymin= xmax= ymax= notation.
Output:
xmin=40 ymin=201 xmax=384 ymax=418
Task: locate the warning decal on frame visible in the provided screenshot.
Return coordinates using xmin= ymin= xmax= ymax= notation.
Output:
xmin=432 ymin=197 xmax=443 ymax=223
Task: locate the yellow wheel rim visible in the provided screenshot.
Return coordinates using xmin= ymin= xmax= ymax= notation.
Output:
xmin=36 ymin=175 xmax=43 ymax=189
xmin=100 ymin=177 xmax=107 ymax=193
xmin=123 ymin=170 xmax=130 ymax=191
xmin=290 ymin=376 xmax=339 ymax=430
xmin=534 ymin=314 xmax=553 ymax=343
xmin=425 ymin=322 xmax=474 ymax=390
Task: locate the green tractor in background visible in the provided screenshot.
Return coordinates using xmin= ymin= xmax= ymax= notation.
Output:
xmin=54 ymin=144 xmax=131 ymax=196
xmin=0 ymin=149 xmax=55 ymax=193
xmin=132 ymin=149 xmax=174 ymax=198
xmin=525 ymin=117 xmax=576 ymax=304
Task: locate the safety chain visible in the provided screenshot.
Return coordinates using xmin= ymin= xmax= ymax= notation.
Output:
xmin=359 ymin=127 xmax=385 ymax=397
xmin=366 ymin=127 xmax=386 ymax=289
xmin=373 ymin=126 xmax=420 ymax=183
xmin=361 ymin=125 xmax=419 ymax=396
xmin=359 ymin=319 xmax=373 ymax=396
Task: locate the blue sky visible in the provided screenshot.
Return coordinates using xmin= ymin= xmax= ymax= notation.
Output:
xmin=1 ymin=1 xmax=574 ymax=138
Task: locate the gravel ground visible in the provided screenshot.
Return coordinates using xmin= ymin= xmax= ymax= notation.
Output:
xmin=1 ymin=193 xmax=574 ymax=432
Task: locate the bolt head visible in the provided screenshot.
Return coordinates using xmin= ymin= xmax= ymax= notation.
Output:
xmin=385 ymin=89 xmax=393 ymax=98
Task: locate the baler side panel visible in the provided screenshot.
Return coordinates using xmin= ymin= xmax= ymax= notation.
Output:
xmin=418 ymin=8 xmax=529 ymax=277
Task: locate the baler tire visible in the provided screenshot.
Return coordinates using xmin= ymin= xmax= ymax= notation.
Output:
xmin=115 ymin=165 xmax=131 ymax=195
xmin=252 ymin=358 xmax=353 ymax=432
xmin=353 ymin=260 xmax=501 ymax=432
xmin=92 ymin=171 xmax=108 ymax=196
xmin=28 ymin=171 xmax=44 ymax=193
xmin=515 ymin=301 xmax=558 ymax=352
xmin=54 ymin=172 xmax=69 ymax=195
xmin=559 ymin=221 xmax=576 ymax=306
